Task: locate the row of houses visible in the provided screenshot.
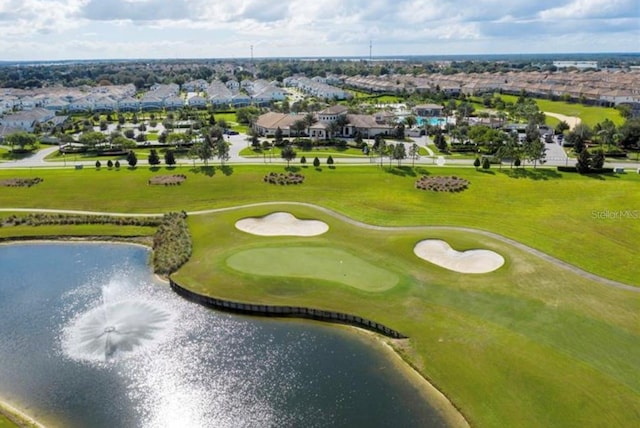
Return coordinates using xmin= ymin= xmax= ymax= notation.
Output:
xmin=343 ymin=69 xmax=640 ymax=109
xmin=283 ymin=76 xmax=349 ymax=100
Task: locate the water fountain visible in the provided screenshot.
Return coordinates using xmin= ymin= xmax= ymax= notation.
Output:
xmin=62 ymin=281 xmax=175 ymax=362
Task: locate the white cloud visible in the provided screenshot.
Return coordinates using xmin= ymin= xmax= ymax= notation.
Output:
xmin=0 ymin=0 xmax=637 ymax=60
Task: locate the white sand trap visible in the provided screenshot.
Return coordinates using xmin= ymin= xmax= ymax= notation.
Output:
xmin=414 ymin=240 xmax=504 ymax=274
xmin=235 ymin=212 xmax=329 ymax=236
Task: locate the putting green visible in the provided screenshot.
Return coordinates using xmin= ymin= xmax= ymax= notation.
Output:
xmin=226 ymin=246 xmax=399 ymax=292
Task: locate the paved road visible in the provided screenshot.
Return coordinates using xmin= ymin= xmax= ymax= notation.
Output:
xmin=1 ymin=201 xmax=637 ymax=292
xmin=2 ymin=134 xmax=638 ymax=171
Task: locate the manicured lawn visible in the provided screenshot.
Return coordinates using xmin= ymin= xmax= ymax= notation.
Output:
xmin=1 ymin=165 xmax=638 ymax=285
xmin=226 ymin=246 xmax=399 ymax=291
xmin=499 ymin=94 xmax=624 ymax=126
xmin=213 ymin=112 xmax=248 ymax=133
xmin=174 ymin=203 xmax=640 ymax=428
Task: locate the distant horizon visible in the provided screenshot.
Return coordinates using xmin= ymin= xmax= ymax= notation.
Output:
xmin=2 ymin=51 xmax=639 ymax=66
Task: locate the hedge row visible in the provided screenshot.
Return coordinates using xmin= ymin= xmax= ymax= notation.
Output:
xmin=0 ymin=213 xmax=163 ymax=228
xmin=152 ymin=212 xmax=192 ymax=275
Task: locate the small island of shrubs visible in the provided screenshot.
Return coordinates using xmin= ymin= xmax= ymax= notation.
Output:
xmin=1 ymin=177 xmax=43 ymax=187
xmin=263 ymin=172 xmax=305 ymax=185
xmin=415 ymin=175 xmax=470 ymax=192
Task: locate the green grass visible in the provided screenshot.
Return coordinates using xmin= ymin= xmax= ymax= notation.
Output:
xmin=1 ymin=165 xmax=638 ymax=285
xmin=174 ymin=203 xmax=640 ymax=428
xmin=0 ymin=414 xmax=17 ymax=428
xmin=499 ymin=95 xmax=624 ymax=127
xmin=214 ymin=113 xmax=248 ymax=133
xmin=226 ymin=246 xmax=399 ymax=291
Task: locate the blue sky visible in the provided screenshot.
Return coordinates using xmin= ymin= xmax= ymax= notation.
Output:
xmin=0 ymin=0 xmax=638 ymax=60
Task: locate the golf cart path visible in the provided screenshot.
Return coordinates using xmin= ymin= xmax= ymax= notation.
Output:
xmin=544 ymin=112 xmax=582 ymax=130
xmin=2 ymin=202 xmax=637 ymax=293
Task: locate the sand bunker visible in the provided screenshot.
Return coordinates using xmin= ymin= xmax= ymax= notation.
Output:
xmin=414 ymin=240 xmax=504 ymax=274
xmin=235 ymin=212 xmax=329 ymax=236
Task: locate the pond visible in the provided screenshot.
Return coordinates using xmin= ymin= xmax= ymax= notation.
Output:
xmin=0 ymin=242 xmax=448 ymax=428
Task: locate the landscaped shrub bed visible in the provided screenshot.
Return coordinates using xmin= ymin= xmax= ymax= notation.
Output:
xmin=263 ymin=172 xmax=305 ymax=185
xmin=0 ymin=177 xmax=43 ymax=187
xmin=148 ymin=174 xmax=187 ymax=185
xmin=415 ymin=175 xmax=470 ymax=192
xmin=152 ymin=212 xmax=192 ymax=275
xmin=0 ymin=213 xmax=163 ymax=227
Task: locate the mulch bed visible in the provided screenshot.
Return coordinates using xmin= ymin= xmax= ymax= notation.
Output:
xmin=263 ymin=172 xmax=305 ymax=185
xmin=148 ymin=174 xmax=187 ymax=185
xmin=0 ymin=177 xmax=44 ymax=187
xmin=415 ymin=175 xmax=469 ymax=192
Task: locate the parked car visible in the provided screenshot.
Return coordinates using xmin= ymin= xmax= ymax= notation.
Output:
xmin=223 ymin=129 xmax=239 ymax=135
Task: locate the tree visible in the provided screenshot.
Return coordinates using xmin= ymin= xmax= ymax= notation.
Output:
xmin=164 ymin=149 xmax=176 ymax=167
xmin=327 ymin=121 xmax=341 ymax=139
xmin=126 ymin=150 xmax=138 ymax=168
xmin=79 ymin=131 xmax=107 ymax=151
xmin=576 ymin=148 xmax=591 ymax=173
xmin=313 ymin=156 xmax=320 ymax=168
xmin=114 ymin=160 xmax=121 ymax=169
xmin=192 ymin=141 xmax=213 ymax=166
xmin=523 ymin=138 xmax=546 ymax=168
xmin=6 ymin=131 xmax=37 ymax=152
xmin=404 ymin=115 xmax=417 ymax=129
xmin=327 ymin=155 xmax=334 ymax=167
xmin=591 ymin=150 xmax=605 ymax=169
xmin=409 ymin=142 xmax=420 ymax=167
xmin=291 ymin=120 xmax=306 ymax=139
xmin=473 ymin=157 xmax=481 ymax=170
xmin=95 ymin=160 xmax=101 ymax=169
xmin=482 ymin=157 xmax=491 ymax=169
xmin=274 ymin=126 xmax=283 ymax=145
xmin=395 ymin=123 xmax=405 ymax=140
xmin=555 ymin=121 xmax=570 ymax=135
xmin=148 ymin=149 xmax=161 ymax=166
xmin=261 ymin=140 xmax=272 ymax=162
xmin=300 ymin=155 xmax=307 ymax=165
xmin=281 ymin=145 xmax=297 ymax=167
xmin=373 ymin=135 xmax=387 ymax=167
xmin=107 ymin=159 xmax=113 ymax=168
xmin=216 ymin=139 xmax=230 ymax=165
xmin=392 ymin=143 xmax=407 ymax=166
xmin=303 ymin=112 xmax=317 ymax=134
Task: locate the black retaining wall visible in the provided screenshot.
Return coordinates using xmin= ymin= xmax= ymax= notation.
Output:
xmin=169 ymin=279 xmax=407 ymax=339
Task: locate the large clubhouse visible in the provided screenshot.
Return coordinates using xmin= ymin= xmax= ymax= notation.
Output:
xmin=253 ymin=104 xmax=444 ymax=140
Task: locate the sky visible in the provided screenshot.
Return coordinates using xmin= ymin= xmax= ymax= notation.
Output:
xmin=0 ymin=0 xmax=638 ymax=61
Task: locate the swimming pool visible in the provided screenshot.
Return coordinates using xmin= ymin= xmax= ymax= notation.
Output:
xmin=416 ymin=117 xmax=446 ymax=127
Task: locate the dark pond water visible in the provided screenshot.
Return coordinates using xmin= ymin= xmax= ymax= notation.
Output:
xmin=0 ymin=243 xmax=447 ymax=428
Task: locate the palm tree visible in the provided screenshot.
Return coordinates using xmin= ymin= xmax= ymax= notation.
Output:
xmin=303 ymin=112 xmax=317 ymax=136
